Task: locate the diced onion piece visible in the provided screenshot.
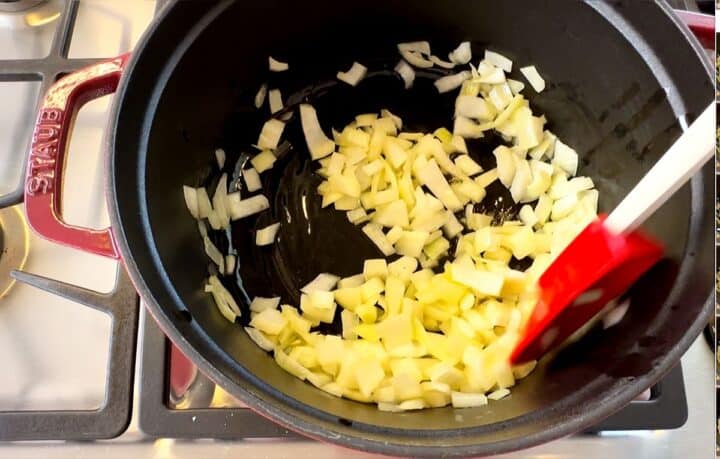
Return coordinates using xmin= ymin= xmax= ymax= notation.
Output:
xmin=227 ymin=193 xmax=269 ymax=220
xmin=484 ymin=50 xmax=513 ymax=72
xmin=300 ymin=104 xmax=336 ymax=160
xmin=487 ymin=388 xmax=510 ymax=400
xmin=268 ymin=89 xmax=283 ymax=114
xmin=455 ymin=96 xmax=495 ymax=121
xmin=443 ymin=211 xmax=464 ymax=239
xmin=394 ymin=60 xmax=416 ymax=89
xmin=507 ymin=78 xmax=525 ymax=95
xmin=254 ymin=83 xmax=268 ymax=108
xmin=183 ymin=185 xmax=199 ymax=219
xmin=362 ymin=223 xmax=396 ymax=256
xmin=256 ymin=222 xmax=281 ymax=246
xmin=275 ymin=349 xmax=310 ymax=380
xmin=450 ymin=135 xmax=468 ymax=154
xmin=207 ymin=210 xmax=221 ymax=230
xmin=250 ymin=296 xmax=281 ymax=313
xmin=429 ymin=55 xmax=455 ymax=69
xmin=197 ymin=220 xmax=208 ymax=238
xmin=225 ymin=254 xmax=236 ymax=274
xmin=196 ymin=187 xmax=212 ymax=219
xmin=215 ymin=148 xmax=226 ymax=169
xmin=552 ymin=139 xmax=579 ymax=176
xmin=519 ymin=204 xmax=538 ymax=227
xmin=212 ymin=174 xmax=230 ymax=228
xmin=381 ymin=109 xmax=403 ymax=129
xmin=337 ymin=61 xmax=367 ymax=86
xmin=509 ymin=158 xmax=531 ymax=203
xmin=250 ymin=150 xmax=276 ymax=173
xmin=242 ymin=168 xmax=262 ymax=192
xmin=400 ymin=50 xmax=434 ymax=68
xmin=203 ymin=236 xmax=225 ymax=272
xmin=434 ymin=71 xmax=470 ymax=94
xmin=454 ymin=155 xmax=483 ymax=176
xmin=206 ymin=280 xmax=238 ymax=323
xmin=475 ymin=67 xmax=505 ymax=84
xmin=301 ymin=273 xmax=341 ymax=293
xmin=268 ymin=56 xmax=289 ymax=72
xmin=397 ymin=41 xmax=431 ymax=55
xmin=417 ymin=159 xmax=463 ymax=211
xmin=395 ymin=231 xmax=430 ymax=258
xmin=450 ymin=263 xmax=504 ymax=297
xmin=448 ymin=41 xmax=472 ymax=64
xmin=453 ymin=116 xmax=486 ymax=139
xmin=451 ymin=391 xmax=488 ymax=408
xmin=520 ymin=65 xmax=546 ymax=92
xmin=493 ymin=146 xmax=516 ymax=187
xmin=257 ymin=119 xmax=285 ymax=150
xmin=244 ymin=327 xmax=275 ymax=351
xmin=347 ymin=207 xmax=369 ymax=225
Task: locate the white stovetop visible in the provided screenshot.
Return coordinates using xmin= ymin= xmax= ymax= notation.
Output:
xmin=0 ymin=1 xmax=714 ymax=458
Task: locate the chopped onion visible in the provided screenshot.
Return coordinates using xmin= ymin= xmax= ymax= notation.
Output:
xmin=347 ymin=207 xmax=369 ymax=224
xmin=448 ymin=41 xmax=472 ymax=64
xmin=257 ymin=119 xmax=285 ymax=150
xmin=183 ymin=185 xmax=199 ymax=219
xmin=507 ymin=79 xmax=525 ymax=95
xmin=429 ymin=55 xmax=455 ymax=69
xmin=256 ymin=222 xmax=281 ymax=246
xmin=244 ymin=327 xmax=275 ymax=351
xmin=225 ymin=254 xmax=236 ymax=275
xmin=453 ymin=116 xmax=486 ymax=139
xmin=381 ymin=109 xmax=402 ymax=130
xmin=443 ymin=211 xmax=463 ymax=239
xmin=197 ymin=220 xmax=208 ymax=238
xmin=268 ymin=56 xmax=288 ymax=72
xmin=487 ymin=388 xmax=510 ymax=400
xmin=207 ymin=210 xmax=221 ymax=230
xmin=196 ymin=187 xmax=212 ymax=219
xmin=227 ymin=193 xmax=269 ymax=220
xmin=434 ymin=71 xmax=470 ymax=94
xmin=394 ymin=60 xmax=416 ymax=89
xmin=484 ymin=50 xmax=513 ymax=72
xmin=215 ymin=148 xmax=226 ymax=169
xmin=212 ymin=173 xmax=230 ymax=228
xmin=399 ymin=50 xmax=434 ymax=68
xmin=520 ymin=65 xmax=546 ymax=93
xmin=454 ymin=95 xmax=495 ymax=120
xmin=250 ymin=296 xmax=281 ymax=313
xmin=362 ymin=223 xmax=396 ymax=256
xmin=397 ymin=41 xmax=431 ymax=55
xmin=268 ymin=89 xmax=283 ymax=114
xmin=337 ymin=61 xmax=367 ymax=86
xmin=552 ymin=139 xmax=579 ymax=176
xmin=417 ymin=159 xmax=463 ymax=211
xmin=208 ymin=275 xmax=241 ymax=320
xmin=242 ymin=167 xmax=262 ymax=192
xmin=250 ymin=150 xmax=277 ymax=173
xmin=203 ymin=236 xmax=225 ymax=271
xmin=300 ymin=104 xmax=336 ymax=160
xmin=301 ymin=273 xmax=340 ymax=293
xmin=254 ymin=83 xmax=268 ymax=109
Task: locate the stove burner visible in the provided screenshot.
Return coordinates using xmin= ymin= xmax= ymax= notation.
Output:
xmin=0 ymin=206 xmax=29 ymax=298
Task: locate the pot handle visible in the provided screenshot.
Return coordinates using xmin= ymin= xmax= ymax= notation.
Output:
xmin=24 ymin=53 xmax=131 ymax=260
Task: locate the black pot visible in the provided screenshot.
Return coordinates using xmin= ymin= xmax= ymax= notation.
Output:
xmin=22 ymin=1 xmax=714 ymax=456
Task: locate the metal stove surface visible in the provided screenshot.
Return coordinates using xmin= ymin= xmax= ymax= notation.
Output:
xmin=0 ymin=1 xmax=714 ymax=458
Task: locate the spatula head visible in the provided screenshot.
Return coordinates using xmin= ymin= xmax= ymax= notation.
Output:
xmin=510 ymin=217 xmax=663 ymax=364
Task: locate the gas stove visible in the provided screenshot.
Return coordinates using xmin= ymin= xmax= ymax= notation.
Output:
xmin=0 ymin=1 xmax=714 ymax=458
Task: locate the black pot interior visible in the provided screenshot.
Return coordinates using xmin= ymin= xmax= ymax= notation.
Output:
xmin=111 ymin=0 xmax=713 ymax=453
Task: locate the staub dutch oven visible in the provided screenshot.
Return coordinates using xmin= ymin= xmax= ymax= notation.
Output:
xmin=21 ymin=1 xmax=713 ymax=456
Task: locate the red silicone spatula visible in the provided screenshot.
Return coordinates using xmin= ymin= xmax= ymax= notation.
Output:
xmin=510 ymin=103 xmax=714 ymax=364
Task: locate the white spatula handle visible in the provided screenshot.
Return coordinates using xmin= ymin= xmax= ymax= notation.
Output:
xmin=604 ymin=103 xmax=714 ymax=234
